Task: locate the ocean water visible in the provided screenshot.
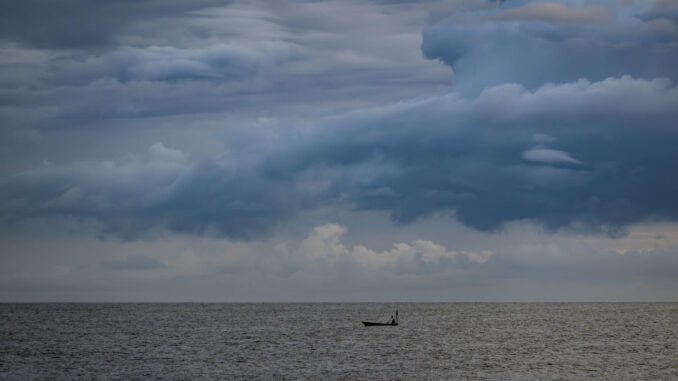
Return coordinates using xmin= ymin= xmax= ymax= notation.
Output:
xmin=1 ymin=303 xmax=677 ymax=380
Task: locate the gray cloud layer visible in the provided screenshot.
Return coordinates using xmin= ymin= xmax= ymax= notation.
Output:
xmin=1 ymin=0 xmax=677 ymax=241
xmin=0 ymin=0 xmax=227 ymax=49
xmin=2 ymin=76 xmax=677 ymax=239
xmin=268 ymin=76 xmax=678 ymax=233
xmin=422 ymin=0 xmax=678 ymax=95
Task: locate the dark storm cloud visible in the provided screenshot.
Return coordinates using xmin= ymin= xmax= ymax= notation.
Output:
xmin=60 ymin=45 xmax=288 ymax=83
xmin=421 ymin=1 xmax=678 ymax=95
xmin=0 ymin=0 xmax=677 ymax=240
xmin=0 ymin=0 xmax=463 ymax=124
xmin=2 ymin=76 xmax=677 ymax=239
xmin=0 ymin=143 xmax=306 ymax=240
xmin=0 ymin=0 xmax=227 ymax=49
xmin=263 ymin=76 xmax=678 ymax=233
xmin=0 ymin=42 xmax=299 ymax=121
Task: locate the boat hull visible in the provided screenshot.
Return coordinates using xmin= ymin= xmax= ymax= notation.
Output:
xmin=362 ymin=321 xmax=398 ymax=326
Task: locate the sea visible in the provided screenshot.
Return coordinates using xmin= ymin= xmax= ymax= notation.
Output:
xmin=1 ymin=303 xmax=677 ymax=380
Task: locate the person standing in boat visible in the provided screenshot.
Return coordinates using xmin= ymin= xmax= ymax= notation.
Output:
xmin=391 ymin=315 xmax=396 ymax=324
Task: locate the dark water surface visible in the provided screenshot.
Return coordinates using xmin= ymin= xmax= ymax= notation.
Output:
xmin=1 ymin=303 xmax=677 ymax=380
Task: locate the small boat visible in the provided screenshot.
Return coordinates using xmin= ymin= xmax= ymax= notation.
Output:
xmin=362 ymin=310 xmax=398 ymax=326
xmin=362 ymin=321 xmax=397 ymax=326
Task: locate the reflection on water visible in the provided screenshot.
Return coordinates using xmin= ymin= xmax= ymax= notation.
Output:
xmin=1 ymin=303 xmax=677 ymax=379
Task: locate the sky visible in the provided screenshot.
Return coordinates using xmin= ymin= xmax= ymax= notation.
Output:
xmin=1 ymin=0 xmax=677 ymax=302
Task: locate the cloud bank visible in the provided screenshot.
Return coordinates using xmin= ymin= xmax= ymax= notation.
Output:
xmin=3 ymin=75 xmax=677 ymax=239
xmin=0 ymin=0 xmax=677 ymax=241
xmin=4 ymin=220 xmax=677 ymax=301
